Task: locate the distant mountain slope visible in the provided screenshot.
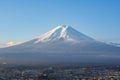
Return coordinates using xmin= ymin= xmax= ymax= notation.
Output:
xmin=107 ymin=42 xmax=120 ymax=47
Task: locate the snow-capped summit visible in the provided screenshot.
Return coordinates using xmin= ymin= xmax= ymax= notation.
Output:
xmin=35 ymin=25 xmax=94 ymax=43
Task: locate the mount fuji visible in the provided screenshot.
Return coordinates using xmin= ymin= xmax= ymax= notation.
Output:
xmin=0 ymin=25 xmax=120 ymax=64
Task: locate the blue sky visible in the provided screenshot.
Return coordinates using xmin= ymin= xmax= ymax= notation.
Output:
xmin=0 ymin=0 xmax=120 ymax=45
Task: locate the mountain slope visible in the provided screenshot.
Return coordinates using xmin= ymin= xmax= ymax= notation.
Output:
xmin=0 ymin=25 xmax=120 ymax=64
xmin=0 ymin=25 xmax=120 ymax=54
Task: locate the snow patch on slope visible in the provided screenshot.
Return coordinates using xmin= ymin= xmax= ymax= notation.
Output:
xmin=106 ymin=42 xmax=120 ymax=47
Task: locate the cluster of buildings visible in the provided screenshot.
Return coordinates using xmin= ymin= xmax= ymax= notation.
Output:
xmin=0 ymin=64 xmax=120 ymax=80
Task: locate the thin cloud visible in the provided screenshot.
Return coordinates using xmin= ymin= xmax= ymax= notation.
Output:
xmin=0 ymin=42 xmax=22 ymax=48
xmin=6 ymin=42 xmax=21 ymax=47
xmin=0 ymin=43 xmax=6 ymax=48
